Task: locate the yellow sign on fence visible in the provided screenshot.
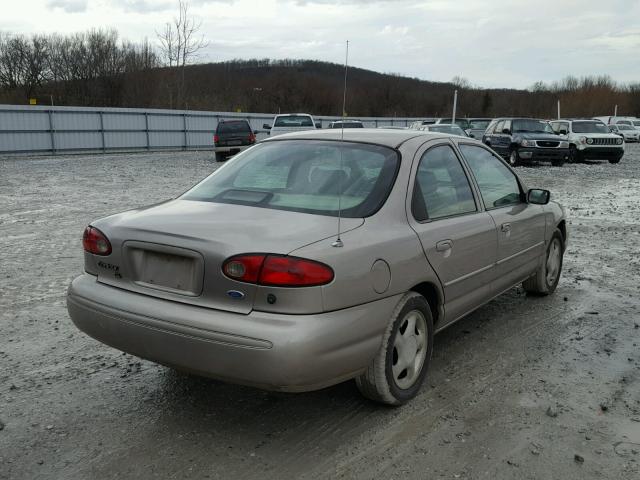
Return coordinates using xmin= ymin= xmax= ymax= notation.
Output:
xmin=29 ymin=98 xmax=37 ymax=105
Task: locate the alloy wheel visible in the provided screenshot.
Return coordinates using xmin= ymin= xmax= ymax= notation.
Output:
xmin=392 ymin=310 xmax=428 ymax=389
xmin=546 ymin=238 xmax=562 ymax=286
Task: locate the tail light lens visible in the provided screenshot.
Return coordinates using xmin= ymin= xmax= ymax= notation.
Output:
xmin=213 ymin=134 xmax=219 ymax=144
xmin=82 ymin=226 xmax=112 ymax=256
xmin=222 ymin=254 xmax=334 ymax=287
xmin=249 ymin=132 xmax=256 ymax=143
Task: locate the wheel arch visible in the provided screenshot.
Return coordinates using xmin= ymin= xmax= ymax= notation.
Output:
xmin=556 ymin=220 xmax=567 ymax=249
xmin=410 ymin=281 xmax=443 ymax=327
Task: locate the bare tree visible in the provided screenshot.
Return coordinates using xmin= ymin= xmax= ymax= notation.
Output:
xmin=156 ymin=0 xmax=209 ymax=107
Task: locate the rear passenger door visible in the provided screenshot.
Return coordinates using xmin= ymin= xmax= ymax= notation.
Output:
xmin=457 ymin=143 xmax=546 ymax=294
xmin=408 ymin=142 xmax=498 ymax=326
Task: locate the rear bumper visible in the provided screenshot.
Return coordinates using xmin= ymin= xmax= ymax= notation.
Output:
xmin=518 ymin=148 xmax=569 ymax=162
xmin=213 ymin=145 xmax=252 ymax=155
xmin=67 ymin=274 xmax=400 ymax=392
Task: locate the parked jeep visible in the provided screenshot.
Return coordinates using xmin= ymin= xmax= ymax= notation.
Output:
xmin=549 ymin=119 xmax=624 ymax=164
xmin=483 ymin=118 xmax=569 ymax=167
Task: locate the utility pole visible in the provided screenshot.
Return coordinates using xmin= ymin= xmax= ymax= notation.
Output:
xmin=452 ymin=90 xmax=458 ymax=124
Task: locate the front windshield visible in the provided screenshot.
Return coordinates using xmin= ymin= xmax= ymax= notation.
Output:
xmin=633 ymin=121 xmax=640 ymax=126
xmin=512 ymin=119 xmax=554 ymax=134
xmin=182 ymin=140 xmax=399 ymax=218
xmin=618 ymin=125 xmax=632 ymax=131
xmin=274 ymin=115 xmax=313 ymax=127
xmin=469 ymin=119 xmax=490 ymax=129
xmin=429 ymin=125 xmax=466 ymax=136
xmin=572 ymin=122 xmax=610 ymax=134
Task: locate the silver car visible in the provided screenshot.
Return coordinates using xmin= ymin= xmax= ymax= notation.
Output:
xmin=67 ymin=129 xmax=567 ymax=405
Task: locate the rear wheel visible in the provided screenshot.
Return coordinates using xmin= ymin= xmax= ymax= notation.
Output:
xmin=523 ymin=229 xmax=564 ymax=295
xmin=356 ymin=292 xmax=434 ymax=405
xmin=508 ymin=148 xmax=519 ymax=167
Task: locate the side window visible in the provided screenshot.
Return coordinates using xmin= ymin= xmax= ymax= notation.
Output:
xmin=459 ymin=145 xmax=523 ymax=209
xmin=412 ymin=145 xmax=477 ymax=221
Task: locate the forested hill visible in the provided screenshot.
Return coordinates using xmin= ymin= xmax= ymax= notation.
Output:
xmin=1 ymin=54 xmax=638 ymax=118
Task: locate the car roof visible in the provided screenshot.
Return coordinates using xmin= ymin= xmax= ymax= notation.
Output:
xmin=261 ymin=128 xmax=447 ymax=148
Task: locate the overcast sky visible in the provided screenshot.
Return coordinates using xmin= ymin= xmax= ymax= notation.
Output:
xmin=2 ymin=0 xmax=639 ymax=89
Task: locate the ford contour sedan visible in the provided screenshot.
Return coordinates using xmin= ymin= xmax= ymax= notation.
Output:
xmin=67 ymin=129 xmax=567 ymax=405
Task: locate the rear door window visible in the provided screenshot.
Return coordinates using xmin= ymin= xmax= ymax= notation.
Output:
xmin=459 ymin=145 xmax=523 ymax=209
xmin=412 ymin=145 xmax=477 ymax=221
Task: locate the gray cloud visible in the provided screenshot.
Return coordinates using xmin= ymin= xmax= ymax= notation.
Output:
xmin=46 ymin=0 xmax=88 ymax=13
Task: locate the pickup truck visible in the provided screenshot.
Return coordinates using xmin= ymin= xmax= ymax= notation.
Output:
xmin=263 ymin=114 xmax=320 ymax=137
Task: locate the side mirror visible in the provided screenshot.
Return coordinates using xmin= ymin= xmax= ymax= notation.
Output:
xmin=263 ymin=124 xmax=271 ymax=130
xmin=527 ymin=188 xmax=550 ymax=205
xmin=315 ymin=122 xmax=322 ymax=129
xmin=502 ymin=128 xmax=511 ymax=135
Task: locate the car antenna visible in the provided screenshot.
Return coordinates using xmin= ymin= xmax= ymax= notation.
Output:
xmin=332 ymin=40 xmax=349 ymax=248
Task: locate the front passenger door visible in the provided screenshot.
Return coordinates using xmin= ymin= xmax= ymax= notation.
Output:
xmin=458 ymin=144 xmax=546 ymax=294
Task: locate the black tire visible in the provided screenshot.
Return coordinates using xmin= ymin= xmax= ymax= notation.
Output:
xmin=568 ymin=145 xmax=582 ymax=163
xmin=551 ymin=157 xmax=565 ymax=167
xmin=508 ymin=147 xmax=519 ymax=167
xmin=355 ymin=292 xmax=434 ymax=406
xmin=523 ymin=229 xmax=564 ymax=295
xmin=215 ymin=152 xmax=226 ymax=162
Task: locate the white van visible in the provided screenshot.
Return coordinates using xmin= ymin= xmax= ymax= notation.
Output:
xmin=263 ymin=114 xmax=320 ymax=137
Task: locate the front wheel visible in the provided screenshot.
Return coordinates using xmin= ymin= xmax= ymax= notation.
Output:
xmin=569 ymin=145 xmax=582 ymax=163
xmin=355 ymin=292 xmax=434 ymax=405
xmin=551 ymin=157 xmax=565 ymax=167
xmin=523 ymin=229 xmax=564 ymax=295
xmin=508 ymin=148 xmax=519 ymax=167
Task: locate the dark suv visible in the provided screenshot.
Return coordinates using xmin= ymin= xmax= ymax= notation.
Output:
xmin=213 ymin=119 xmax=256 ymax=162
xmin=482 ymin=118 xmax=570 ymax=167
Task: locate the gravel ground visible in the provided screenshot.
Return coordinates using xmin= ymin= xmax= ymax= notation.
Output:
xmin=1 ymin=146 xmax=639 ymax=480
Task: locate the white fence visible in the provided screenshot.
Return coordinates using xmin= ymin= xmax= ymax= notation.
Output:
xmin=0 ymin=104 xmax=420 ymax=155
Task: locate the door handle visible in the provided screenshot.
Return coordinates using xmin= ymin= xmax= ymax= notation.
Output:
xmin=436 ymin=240 xmax=453 ymax=252
xmin=501 ymin=223 xmax=511 ymax=232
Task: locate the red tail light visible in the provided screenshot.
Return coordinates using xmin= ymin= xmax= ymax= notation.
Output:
xmin=83 ymin=226 xmax=112 ymax=256
xmin=222 ymin=254 xmax=334 ymax=287
xmin=213 ymin=134 xmax=219 ymax=144
xmin=249 ymin=132 xmax=256 ymax=143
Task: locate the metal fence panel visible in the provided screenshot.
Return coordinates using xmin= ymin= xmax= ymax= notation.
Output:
xmin=0 ymin=104 xmax=421 ymax=155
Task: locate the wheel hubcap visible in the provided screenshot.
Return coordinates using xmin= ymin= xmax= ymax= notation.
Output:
xmin=546 ymin=238 xmax=562 ymax=285
xmin=392 ymin=310 xmax=427 ymax=389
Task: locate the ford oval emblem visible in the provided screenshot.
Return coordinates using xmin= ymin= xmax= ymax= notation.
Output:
xmin=227 ymin=290 xmax=245 ymax=299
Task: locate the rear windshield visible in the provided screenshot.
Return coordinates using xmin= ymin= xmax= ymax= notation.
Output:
xmin=429 ymin=125 xmax=466 ymax=136
xmin=274 ymin=115 xmax=314 ymax=127
xmin=329 ymin=122 xmax=364 ymax=129
xmin=182 ymin=140 xmax=399 ymax=218
xmin=440 ymin=118 xmax=470 ymax=129
xmin=217 ymin=121 xmax=250 ymax=133
xmin=572 ymin=122 xmax=610 ymax=134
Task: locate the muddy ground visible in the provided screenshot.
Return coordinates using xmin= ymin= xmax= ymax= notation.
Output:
xmin=1 ymin=146 xmax=639 ymax=480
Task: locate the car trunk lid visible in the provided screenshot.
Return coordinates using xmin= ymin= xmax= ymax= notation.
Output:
xmin=90 ymin=199 xmax=363 ymax=314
